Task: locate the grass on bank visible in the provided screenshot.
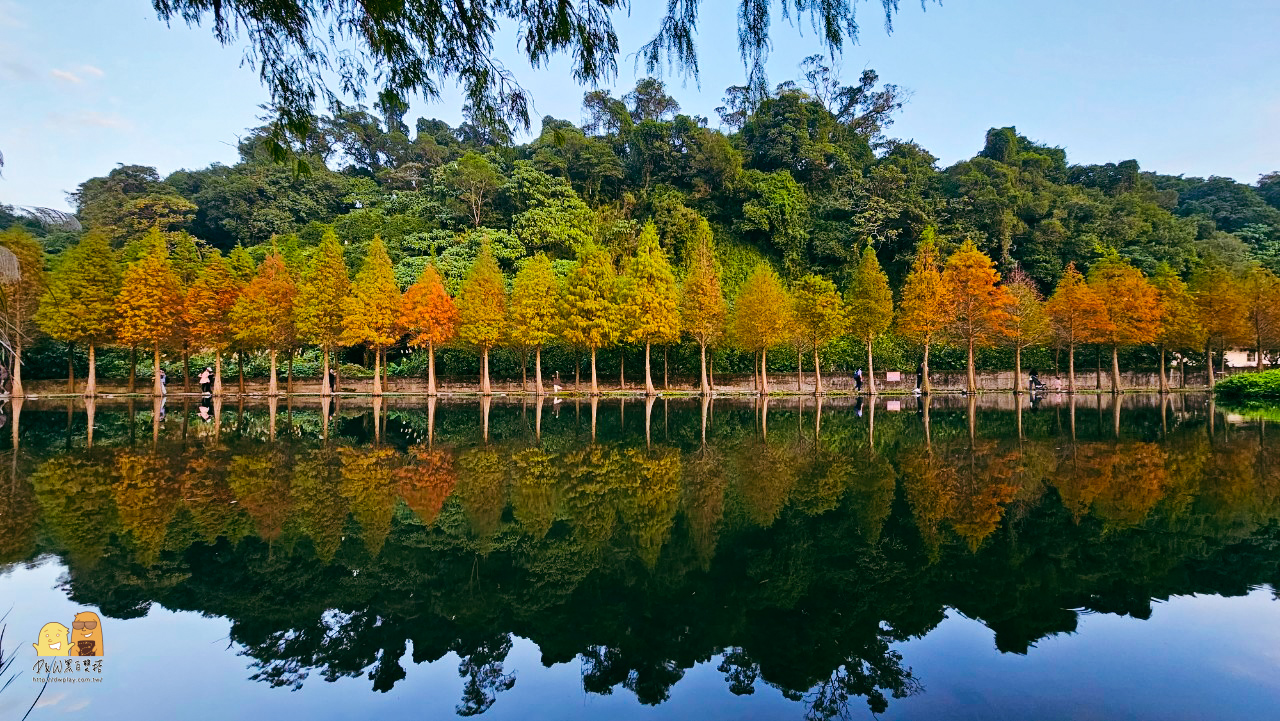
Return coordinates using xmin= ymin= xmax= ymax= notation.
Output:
xmin=1214 ymin=369 xmax=1280 ymax=400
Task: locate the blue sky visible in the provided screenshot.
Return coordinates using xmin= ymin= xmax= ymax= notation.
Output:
xmin=1 ymin=0 xmax=1277 ymax=212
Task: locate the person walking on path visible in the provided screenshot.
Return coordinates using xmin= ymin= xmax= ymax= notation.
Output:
xmin=158 ymin=368 xmax=167 ymax=396
xmin=915 ymin=363 xmax=924 ymax=395
xmin=854 ymin=368 xmax=864 ymax=392
xmin=198 ymin=367 xmax=213 ymax=395
xmin=328 ymin=369 xmax=338 ymax=394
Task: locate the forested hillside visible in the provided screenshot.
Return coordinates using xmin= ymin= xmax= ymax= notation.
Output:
xmin=4 ymin=66 xmax=1279 ymax=384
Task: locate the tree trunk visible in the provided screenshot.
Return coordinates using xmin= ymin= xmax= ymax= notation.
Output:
xmin=183 ymin=347 xmax=191 ymax=393
xmin=238 ymin=351 xmax=245 ymax=395
xmin=86 ymin=344 xmax=97 ymax=397
xmin=645 ymin=342 xmax=655 ymax=396
xmin=699 ymin=343 xmax=709 ymax=395
xmin=865 ymin=337 xmax=875 ymax=395
xmin=1068 ymin=343 xmax=1076 ymax=393
xmin=287 ymin=352 xmax=294 ymax=394
xmin=67 ymin=342 xmax=75 ymax=393
xmin=534 ymin=346 xmax=544 ymax=396
xmin=268 ymin=349 xmax=279 ymax=396
xmin=708 ymin=351 xmax=714 ymax=390
xmin=663 ymin=347 xmax=669 ymax=391
xmin=129 ymin=346 xmax=137 ymax=393
xmin=1159 ymin=345 xmax=1169 ymax=394
xmin=797 ymin=346 xmax=803 ymax=392
xmin=481 ymin=347 xmax=491 ymax=395
xmin=1014 ymin=345 xmax=1022 ymax=394
xmin=428 ymin=341 xmax=437 ymax=396
xmin=760 ymin=347 xmax=769 ymax=395
xmin=10 ymin=342 xmax=22 ymax=398
xmin=153 ymin=344 xmax=163 ymax=396
xmin=619 ymin=352 xmax=625 ymax=391
xmin=383 ymin=347 xmax=390 ymax=391
xmin=213 ymin=352 xmax=223 ymax=396
xmin=1180 ymin=355 xmax=1187 ymax=388
xmin=814 ymin=346 xmax=824 ymax=395
xmin=921 ymin=342 xmax=932 ymax=395
xmin=372 ymin=344 xmax=383 ymax=396
xmin=574 ymin=355 xmax=580 ymax=392
xmin=966 ymin=339 xmax=977 ymax=394
xmin=1259 ymin=332 xmax=1265 ymax=371
xmin=1206 ymin=341 xmax=1216 ymax=389
xmin=590 ymin=347 xmax=599 ymax=395
xmin=1110 ymin=343 xmax=1121 ymax=394
xmin=321 ymin=346 xmax=331 ymax=397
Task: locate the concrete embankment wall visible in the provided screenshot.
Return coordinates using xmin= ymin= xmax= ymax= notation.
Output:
xmin=17 ymin=367 xmax=1251 ymax=396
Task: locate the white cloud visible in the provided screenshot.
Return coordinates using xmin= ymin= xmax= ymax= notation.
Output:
xmin=79 ymin=64 xmax=104 ymax=78
xmin=50 ymin=68 xmax=82 ymax=84
xmin=0 ymin=1 xmax=25 ymax=29
xmin=46 ymin=110 xmax=133 ymax=131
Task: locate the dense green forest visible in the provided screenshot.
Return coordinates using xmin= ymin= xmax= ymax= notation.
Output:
xmin=4 ymin=68 xmax=1279 ymax=383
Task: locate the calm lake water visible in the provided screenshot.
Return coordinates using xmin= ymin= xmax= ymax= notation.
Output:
xmin=1 ymin=393 xmax=1279 ymax=720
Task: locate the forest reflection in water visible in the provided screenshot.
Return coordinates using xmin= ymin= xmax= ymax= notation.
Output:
xmin=1 ymin=393 xmax=1279 ymax=719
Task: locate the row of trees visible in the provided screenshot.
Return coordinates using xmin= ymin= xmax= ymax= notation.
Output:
xmin=19 ymin=209 xmax=1280 ymax=398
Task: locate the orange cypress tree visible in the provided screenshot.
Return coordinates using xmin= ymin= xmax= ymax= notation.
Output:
xmin=1088 ymin=255 xmax=1162 ymax=393
xmin=896 ymin=227 xmax=949 ymax=394
xmin=1045 ymin=262 xmax=1113 ymax=392
xmin=184 ymin=252 xmax=242 ymax=395
xmin=941 ymin=240 xmax=1015 ymax=394
xmin=456 ymin=242 xmax=507 ymax=395
xmin=115 ymin=231 xmax=183 ymax=396
xmin=400 ymin=263 xmax=458 ymax=396
xmin=230 ymin=253 xmax=297 ymax=396
xmin=341 ymin=235 xmax=401 ymax=396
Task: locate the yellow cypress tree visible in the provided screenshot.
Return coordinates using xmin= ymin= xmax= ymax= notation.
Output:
xmin=844 ymin=245 xmax=893 ymax=394
xmin=456 ymin=241 xmax=507 ymax=395
xmin=507 ymin=253 xmax=560 ymax=395
xmin=295 ymin=229 xmax=351 ymax=396
xmin=341 ymin=235 xmax=401 ymax=396
xmin=36 ymin=230 xmax=120 ymax=396
xmin=621 ymin=224 xmax=681 ymax=396
xmin=792 ymin=273 xmax=845 ymax=394
xmin=680 ymin=221 xmax=727 ymax=395
xmin=730 ymin=262 xmax=793 ymax=394
xmin=896 ymin=227 xmax=949 ymax=394
xmin=560 ymin=247 xmax=620 ymax=395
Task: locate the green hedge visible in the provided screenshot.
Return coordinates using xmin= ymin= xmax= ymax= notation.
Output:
xmin=1214 ymin=370 xmax=1280 ymax=399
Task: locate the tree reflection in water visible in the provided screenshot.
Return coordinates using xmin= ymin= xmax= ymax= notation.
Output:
xmin=2 ymin=394 xmax=1279 ymax=719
